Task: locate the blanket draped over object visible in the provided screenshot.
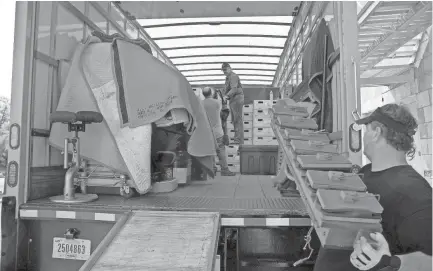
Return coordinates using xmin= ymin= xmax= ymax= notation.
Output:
xmin=49 ymin=35 xmax=216 ymax=195
xmin=290 ymin=19 xmax=334 ymax=132
xmin=49 ymin=37 xmax=153 ymax=194
xmin=111 ymin=39 xmax=216 ymax=176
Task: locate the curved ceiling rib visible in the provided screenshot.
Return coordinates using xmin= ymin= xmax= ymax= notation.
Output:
xmin=185 ymin=73 xmax=274 ymax=78
xmin=142 ymin=21 xmax=292 ymax=28
xmin=170 ymin=54 xmax=281 ymax=59
xmin=153 ymin=34 xmax=288 ymax=40
xmin=161 ymin=45 xmax=285 ymax=50
xmin=179 ymin=68 xmax=277 ymax=72
xmin=175 ymin=61 xmax=279 ymax=66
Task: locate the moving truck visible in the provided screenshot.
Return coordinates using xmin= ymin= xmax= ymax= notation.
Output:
xmin=2 ymin=1 xmax=431 ymax=270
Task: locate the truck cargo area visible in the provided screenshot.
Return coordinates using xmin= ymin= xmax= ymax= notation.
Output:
xmin=2 ymin=1 xmax=432 ymax=271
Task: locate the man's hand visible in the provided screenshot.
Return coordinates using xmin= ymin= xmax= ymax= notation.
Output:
xmin=350 ymin=232 xmax=391 ymax=270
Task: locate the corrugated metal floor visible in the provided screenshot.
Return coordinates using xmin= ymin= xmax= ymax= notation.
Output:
xmin=23 ymin=175 xmax=308 ymax=216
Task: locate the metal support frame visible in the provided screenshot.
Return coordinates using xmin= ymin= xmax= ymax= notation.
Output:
xmin=162 ymin=44 xmax=284 ymax=50
xmin=414 ymin=26 xmax=432 ymax=68
xmin=170 ymin=54 xmax=281 ymax=59
xmin=360 ymin=2 xmax=432 ymax=71
xmin=154 ymin=34 xmax=287 ymax=41
xmin=180 ymin=68 xmax=276 ymax=72
xmin=191 ymin=84 xmax=271 ymax=88
xmin=369 ymin=64 xmax=414 ymax=70
xmin=189 ymin=78 xmax=272 ymax=83
xmin=335 ymin=2 xmax=362 ymax=165
xmin=8 ymin=0 xmax=36 ymax=217
xmin=176 ymin=61 xmax=278 ymax=66
xmin=59 ymin=2 xmax=102 ymax=32
xmin=110 ymin=2 xmax=179 ymax=70
xmin=360 ymin=68 xmax=415 ymax=86
xmin=89 ymin=2 xmax=128 ymax=37
xmin=34 ymin=51 xmax=58 ymax=67
xmin=358 ymin=2 xmax=382 ymax=26
xmin=273 ymin=2 xmax=329 ymax=87
xmin=5 ymin=4 xmax=37 ymax=270
xmin=143 ymin=21 xmax=291 ymax=28
xmin=185 ymin=73 xmax=274 ymax=78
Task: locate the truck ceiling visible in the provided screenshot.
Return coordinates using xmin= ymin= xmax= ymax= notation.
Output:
xmin=117 ymin=1 xmax=432 ymax=88
xmin=118 ymin=1 xmax=300 ymax=87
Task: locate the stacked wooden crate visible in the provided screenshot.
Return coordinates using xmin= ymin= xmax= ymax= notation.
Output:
xmin=252 ymin=100 xmax=278 ymax=145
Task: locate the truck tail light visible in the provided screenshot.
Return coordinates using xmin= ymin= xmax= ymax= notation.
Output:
xmin=9 ymin=123 xmax=20 ymax=149
xmin=7 ymin=161 xmax=18 ymax=188
xmin=349 ymin=123 xmax=362 ymax=153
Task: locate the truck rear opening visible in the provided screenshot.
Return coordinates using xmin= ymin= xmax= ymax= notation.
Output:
xmin=3 ymin=1 xmax=432 ymax=271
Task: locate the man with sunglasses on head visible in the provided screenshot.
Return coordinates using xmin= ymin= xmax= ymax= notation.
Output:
xmin=313 ymin=104 xmax=432 ymax=271
xmin=221 ymin=62 xmax=244 ymax=145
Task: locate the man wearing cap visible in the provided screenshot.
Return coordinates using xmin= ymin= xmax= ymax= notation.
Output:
xmin=222 ymin=62 xmax=244 ymax=144
xmin=202 ymin=87 xmax=236 ymax=176
xmin=313 ymin=104 xmax=432 ymax=271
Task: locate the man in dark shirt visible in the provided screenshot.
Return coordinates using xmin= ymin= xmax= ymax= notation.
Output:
xmin=221 ymin=62 xmax=244 ymax=144
xmin=314 ymin=104 xmax=432 ymax=271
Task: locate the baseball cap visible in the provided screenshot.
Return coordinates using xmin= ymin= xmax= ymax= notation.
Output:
xmin=355 ymin=106 xmax=408 ymax=133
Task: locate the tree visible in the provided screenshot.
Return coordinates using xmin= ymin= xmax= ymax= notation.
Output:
xmin=0 ymin=97 xmax=10 ymax=168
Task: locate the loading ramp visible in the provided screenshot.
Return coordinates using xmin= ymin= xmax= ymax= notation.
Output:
xmin=80 ymin=211 xmax=220 ymax=271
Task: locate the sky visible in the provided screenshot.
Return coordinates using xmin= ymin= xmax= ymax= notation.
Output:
xmin=0 ymin=0 xmax=15 ymax=99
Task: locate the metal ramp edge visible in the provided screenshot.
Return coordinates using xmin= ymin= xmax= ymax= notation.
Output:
xmin=80 ymin=211 xmax=220 ymax=271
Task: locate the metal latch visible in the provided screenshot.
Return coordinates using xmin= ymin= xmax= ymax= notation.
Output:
xmin=64 ymin=228 xmax=80 ymax=240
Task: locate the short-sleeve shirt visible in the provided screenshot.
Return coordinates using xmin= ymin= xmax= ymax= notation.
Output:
xmin=313 ymin=164 xmax=432 ymax=271
xmin=224 ymin=71 xmax=243 ymax=98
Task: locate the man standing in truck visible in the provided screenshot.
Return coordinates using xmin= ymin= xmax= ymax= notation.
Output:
xmin=202 ymin=87 xmax=236 ymax=176
xmin=214 ymin=88 xmax=230 ymax=146
xmin=221 ymin=62 xmax=244 ymax=145
xmin=314 ymin=104 xmax=432 ymax=271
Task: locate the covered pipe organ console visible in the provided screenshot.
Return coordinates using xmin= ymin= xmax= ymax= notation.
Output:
xmin=270 ymin=99 xmax=383 ymax=250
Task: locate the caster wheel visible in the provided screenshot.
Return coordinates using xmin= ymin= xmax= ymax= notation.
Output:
xmin=351 ymin=164 xmax=361 ymax=174
xmin=120 ymin=185 xmax=137 ymax=198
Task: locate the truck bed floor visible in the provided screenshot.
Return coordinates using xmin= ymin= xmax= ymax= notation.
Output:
xmin=23 ymin=175 xmax=308 ymax=217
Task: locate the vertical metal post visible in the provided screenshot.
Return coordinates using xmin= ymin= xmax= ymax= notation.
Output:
xmin=335 ymin=2 xmax=362 ymax=166
xmin=7 ymin=0 xmax=36 ymax=215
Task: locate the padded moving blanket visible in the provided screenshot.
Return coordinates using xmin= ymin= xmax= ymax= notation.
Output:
xmin=112 ymin=40 xmax=216 ymax=153
xmin=290 ymin=19 xmax=334 ymax=132
xmin=112 ymin=39 xmax=216 ymax=177
xmin=49 ymin=37 xmax=152 ymax=194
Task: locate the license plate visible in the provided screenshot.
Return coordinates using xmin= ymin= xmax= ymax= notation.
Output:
xmin=52 ymin=237 xmax=91 ymax=261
